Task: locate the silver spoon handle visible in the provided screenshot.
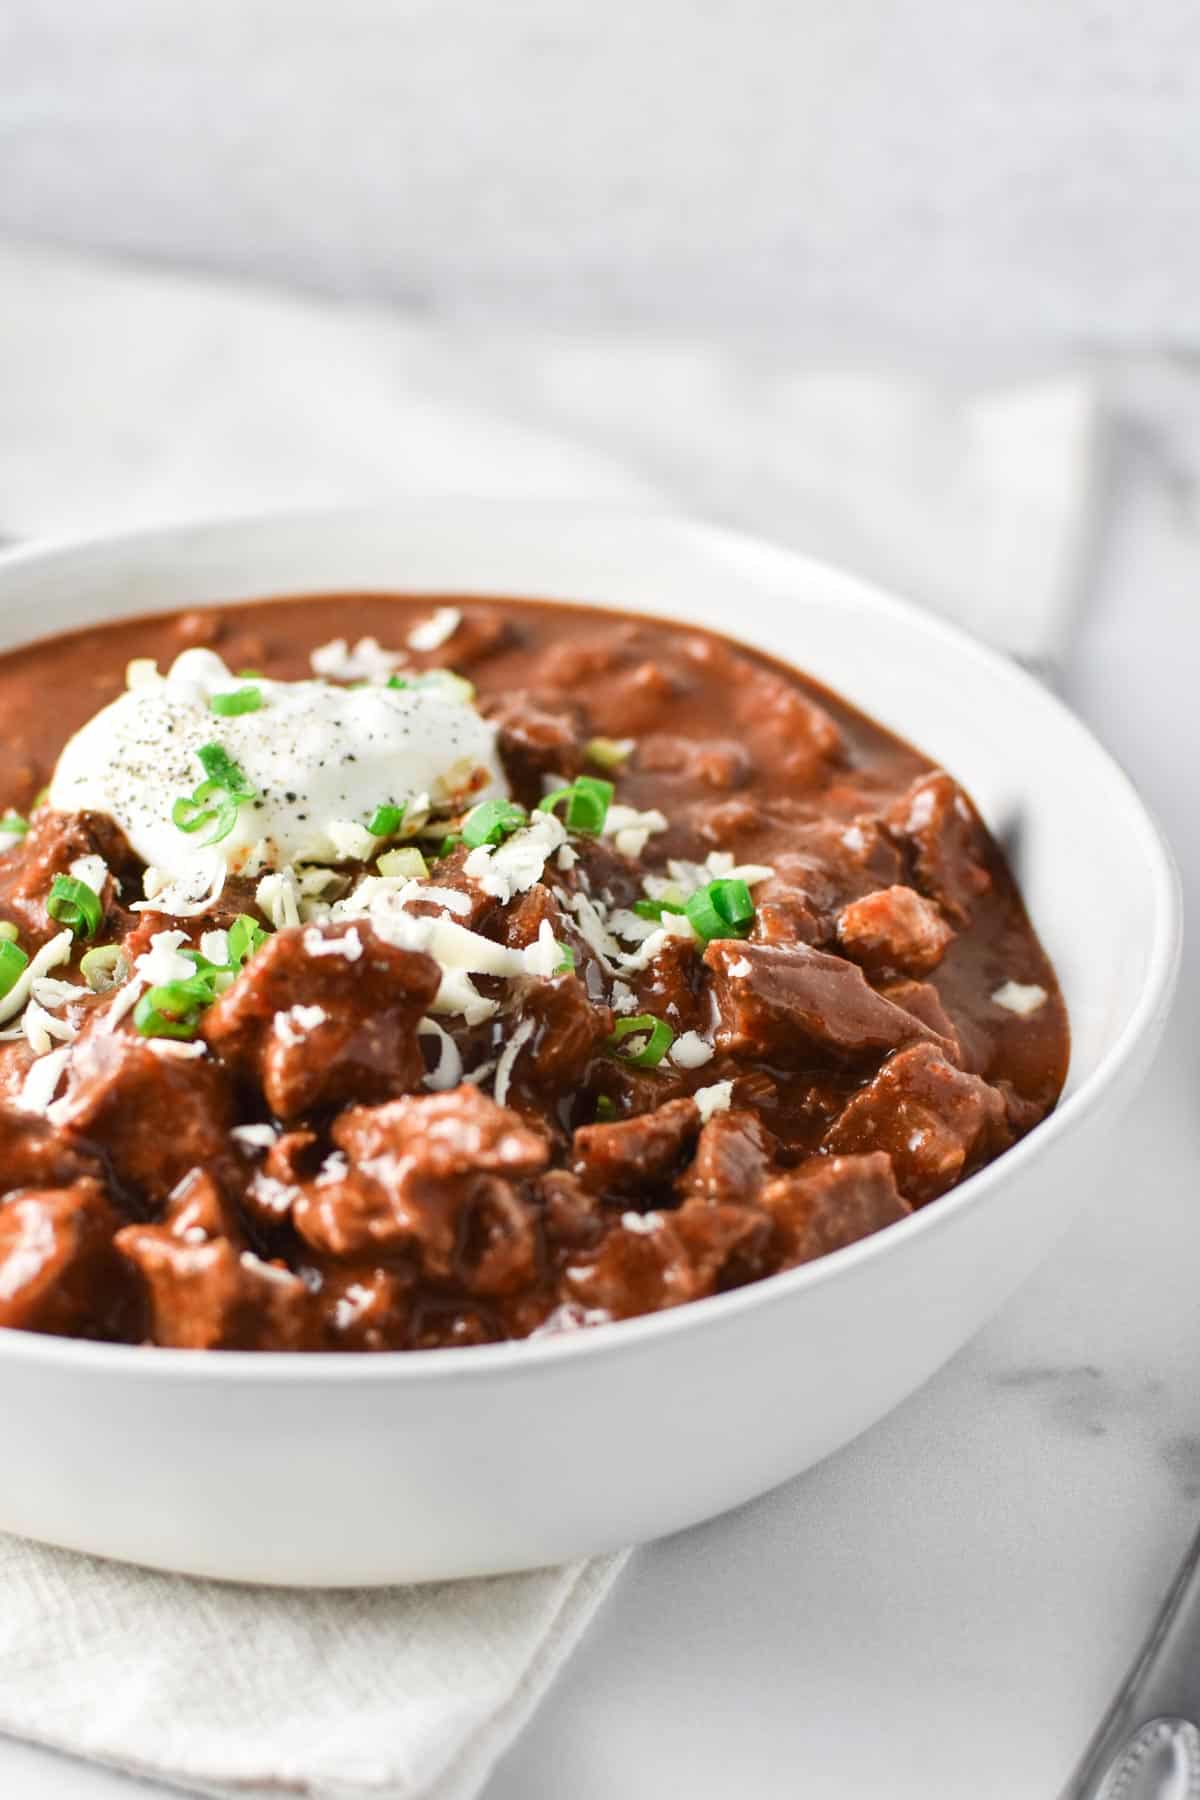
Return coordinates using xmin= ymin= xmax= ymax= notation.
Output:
xmin=1060 ymin=1521 xmax=1200 ymax=1798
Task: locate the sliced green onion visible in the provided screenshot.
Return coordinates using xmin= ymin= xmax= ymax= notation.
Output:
xmin=684 ymin=877 xmax=755 ymax=943
xmin=227 ymin=914 xmax=269 ymax=969
xmin=134 ymin=977 xmax=212 ymax=1041
xmin=367 ymin=803 xmax=406 ymax=838
xmin=386 ymin=675 xmax=408 ymax=690
xmin=541 ymin=775 xmax=614 ymax=835
xmin=236 ymin=668 xmax=263 ymax=678
xmin=47 ymin=874 xmax=103 ymax=940
xmin=585 ymin=737 xmax=634 ymax=769
xmin=174 ymin=745 xmax=257 ymax=847
xmin=378 ymin=847 xmax=428 ymax=879
xmin=435 ymin=834 xmax=462 ymax=859
xmin=195 ymin=743 xmax=256 ymax=799
xmin=0 ymin=813 xmax=29 ymax=838
xmin=594 ymin=1094 xmax=618 ymax=1122
xmin=461 ymin=799 xmax=528 ymax=849
xmin=171 ymin=782 xmax=241 ymax=846
xmin=554 ymin=941 xmax=576 ymax=973
xmin=80 ymin=944 xmax=129 ymax=993
xmin=210 ymin=685 xmax=263 ymax=717
xmin=0 ymin=937 xmax=28 ymax=999
xmin=607 ymin=1012 xmax=676 ymax=1068
xmin=633 ymin=897 xmax=686 ymax=922
xmin=179 ymin=951 xmax=234 ymax=998
xmin=0 ymin=920 xmax=18 ymax=943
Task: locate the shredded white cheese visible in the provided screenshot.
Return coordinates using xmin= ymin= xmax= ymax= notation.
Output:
xmin=134 ymin=857 xmax=226 ymax=919
xmin=16 ymin=1044 xmax=74 ymax=1115
xmin=231 ymin=1123 xmax=280 ymax=1152
xmin=620 ymin=1210 xmax=663 ymax=1235
xmin=520 ymin=919 xmax=566 ymax=979
xmin=147 ymin=1039 xmax=209 ymax=1061
xmin=310 ymin=636 xmax=407 ymax=683
xmin=30 ymin=976 xmax=85 ymax=1012
xmin=693 ymin=1080 xmax=735 ymax=1122
xmin=199 ymin=928 xmax=231 ymax=967
xmin=69 ymin=854 xmax=109 ymax=896
xmin=274 ymin=1004 xmax=329 ymax=1047
xmin=464 ymin=810 xmax=568 ymax=904
xmin=494 ymin=1016 xmax=536 ymax=1108
xmin=22 ymin=999 xmax=76 ymax=1056
xmin=406 ymin=607 xmax=462 ymax=652
xmin=258 ymin=869 xmax=302 ymax=931
xmin=327 ymin=819 xmax=379 ymax=862
xmin=616 ymin=911 xmax=697 ymax=974
xmin=303 ymin=925 xmax=364 ymax=962
xmin=0 ymin=929 xmax=72 ymax=1027
xmin=604 ymin=804 xmax=668 ymax=860
xmin=135 ymin=929 xmax=195 ymax=988
xmin=991 ymin=980 xmax=1048 ymax=1016
xmin=671 ymin=1031 xmax=714 ymax=1070
xmin=418 ymin=1016 xmax=464 ymax=1092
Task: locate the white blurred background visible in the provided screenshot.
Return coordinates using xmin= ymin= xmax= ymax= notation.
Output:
xmin=1 ymin=13 xmax=1199 ymax=1800
xmin=2 ymin=0 xmax=1197 ymax=356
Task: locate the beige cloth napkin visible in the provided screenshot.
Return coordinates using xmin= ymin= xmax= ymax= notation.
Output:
xmin=0 ymin=235 xmax=1099 ymax=1798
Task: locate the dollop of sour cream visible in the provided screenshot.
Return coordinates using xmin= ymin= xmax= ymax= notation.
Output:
xmin=48 ymin=649 xmax=507 ymax=879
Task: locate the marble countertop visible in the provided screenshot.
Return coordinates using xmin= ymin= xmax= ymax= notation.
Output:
xmin=1 ymin=394 xmax=1195 ymax=1799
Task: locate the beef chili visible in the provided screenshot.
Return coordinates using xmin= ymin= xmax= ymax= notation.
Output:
xmin=0 ymin=595 xmax=1068 ymax=1351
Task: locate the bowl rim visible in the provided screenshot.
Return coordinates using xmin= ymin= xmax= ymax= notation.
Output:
xmin=0 ymin=499 xmax=1182 ymax=1385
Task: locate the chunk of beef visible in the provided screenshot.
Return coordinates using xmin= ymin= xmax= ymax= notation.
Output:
xmin=60 ymin=1031 xmax=234 ymax=1202
xmin=836 ymin=885 xmax=955 ymax=978
xmin=877 ymin=980 xmax=965 ymax=1066
xmin=0 ymin=1105 xmax=97 ymax=1196
xmin=0 ymin=1180 xmax=127 ymax=1337
xmin=636 ymin=734 xmax=754 ymax=791
xmin=633 ymin=936 xmax=708 ymax=1033
xmin=534 ymin=634 xmax=634 ymax=687
xmin=201 ymin=922 xmax=440 ymax=1121
xmin=115 ymin=1226 xmax=315 ymax=1349
xmin=337 ymin=1084 xmax=549 ymax=1179
xmin=420 ymin=606 xmax=514 ymax=671
xmin=0 ymin=809 xmax=134 ymax=946
xmin=451 ymin=1173 xmax=541 ymax=1297
xmin=591 ymin=662 xmax=683 ymax=737
xmin=539 ymin=1169 xmax=606 ymax=1254
xmin=503 ymin=882 xmax=566 ymax=951
xmin=680 ymin=1108 xmax=775 ymax=1204
xmin=886 ymin=772 xmax=993 ymax=926
xmin=403 ymin=847 xmax=496 ymax=931
xmin=823 ymin=1042 xmax=1011 ymax=1204
xmin=572 ymin=1096 xmax=701 ymax=1198
xmin=161 ymin=1167 xmax=241 ymax=1242
xmin=761 ymin=1153 xmax=909 ymax=1266
xmin=671 ymin=1197 xmax=777 ymax=1292
xmin=561 ymin=1213 xmax=699 ymax=1319
xmin=522 ymin=976 xmax=614 ymax=1090
xmin=705 ymin=940 xmax=953 ymax=1065
xmin=695 ymin=798 xmax=764 ymax=848
xmin=562 ymin=1194 xmax=773 ymax=1317
xmin=318 ymin=1264 xmax=415 ymax=1351
xmin=409 ymin=1296 xmax=505 ymax=1350
xmin=485 ymin=691 xmax=587 ymax=801
xmin=293 ymin=1087 xmax=548 ymax=1272
xmin=736 ymin=673 xmax=844 ymax=782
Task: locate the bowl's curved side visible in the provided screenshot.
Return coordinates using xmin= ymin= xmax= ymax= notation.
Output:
xmin=0 ymin=1012 xmax=1163 ymax=1586
xmin=0 ymin=501 xmax=1180 ymax=1583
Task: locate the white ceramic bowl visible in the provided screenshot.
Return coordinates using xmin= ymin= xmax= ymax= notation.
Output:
xmin=0 ymin=503 xmax=1181 ymax=1586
